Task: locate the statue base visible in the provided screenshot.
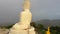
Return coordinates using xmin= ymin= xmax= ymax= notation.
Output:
xmin=9 ymin=23 xmax=36 ymax=34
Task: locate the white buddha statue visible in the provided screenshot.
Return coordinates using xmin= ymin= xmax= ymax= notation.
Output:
xmin=8 ymin=0 xmax=36 ymax=34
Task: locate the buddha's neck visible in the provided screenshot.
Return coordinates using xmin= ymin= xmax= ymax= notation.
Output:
xmin=24 ymin=9 xmax=30 ymax=12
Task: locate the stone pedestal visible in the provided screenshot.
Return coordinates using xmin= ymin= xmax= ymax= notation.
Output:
xmin=9 ymin=23 xmax=35 ymax=34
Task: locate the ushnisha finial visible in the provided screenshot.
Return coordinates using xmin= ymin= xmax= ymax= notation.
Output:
xmin=23 ymin=0 xmax=30 ymax=10
xmin=48 ymin=26 xmax=50 ymax=31
xmin=46 ymin=26 xmax=50 ymax=34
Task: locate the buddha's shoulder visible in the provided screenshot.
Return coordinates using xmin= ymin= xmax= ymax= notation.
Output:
xmin=21 ymin=11 xmax=32 ymax=14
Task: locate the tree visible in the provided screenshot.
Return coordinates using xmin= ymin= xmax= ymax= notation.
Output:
xmin=30 ymin=22 xmax=37 ymax=28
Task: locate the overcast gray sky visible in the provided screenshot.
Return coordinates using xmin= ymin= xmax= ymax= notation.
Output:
xmin=0 ymin=0 xmax=60 ymax=25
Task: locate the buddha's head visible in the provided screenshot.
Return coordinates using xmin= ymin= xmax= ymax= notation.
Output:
xmin=23 ymin=0 xmax=30 ymax=10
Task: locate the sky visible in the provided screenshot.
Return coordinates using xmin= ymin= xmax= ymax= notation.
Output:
xmin=0 ymin=0 xmax=60 ymax=25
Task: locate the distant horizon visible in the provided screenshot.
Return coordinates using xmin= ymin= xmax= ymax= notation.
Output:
xmin=0 ymin=19 xmax=60 ymax=26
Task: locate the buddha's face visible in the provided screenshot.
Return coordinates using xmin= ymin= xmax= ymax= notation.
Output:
xmin=23 ymin=0 xmax=30 ymax=10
